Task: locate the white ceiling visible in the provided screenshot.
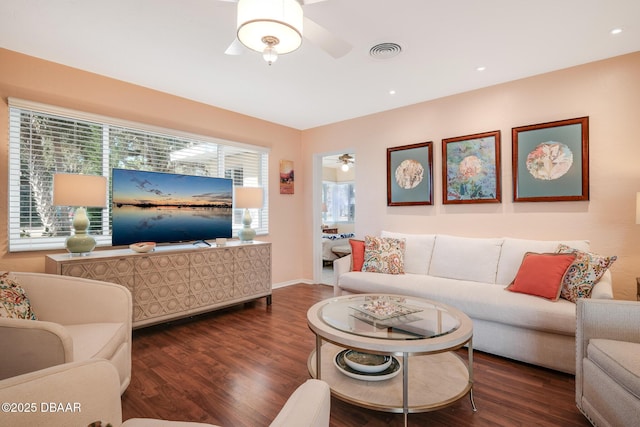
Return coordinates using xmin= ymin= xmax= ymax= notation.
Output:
xmin=1 ymin=0 xmax=639 ymax=130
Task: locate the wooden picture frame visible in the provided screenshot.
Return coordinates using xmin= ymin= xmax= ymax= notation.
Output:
xmin=387 ymin=142 xmax=433 ymax=206
xmin=512 ymin=117 xmax=589 ymax=202
xmin=442 ymin=130 xmax=501 ymax=204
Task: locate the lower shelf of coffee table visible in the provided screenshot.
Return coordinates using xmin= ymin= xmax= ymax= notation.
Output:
xmin=307 ymin=342 xmax=471 ymax=413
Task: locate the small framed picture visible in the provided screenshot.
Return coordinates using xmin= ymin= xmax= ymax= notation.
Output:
xmin=512 ymin=117 xmax=589 ymax=202
xmin=279 ymin=159 xmax=294 ymax=194
xmin=442 ymin=130 xmax=501 ymax=204
xmin=387 ymin=142 xmax=433 ymax=206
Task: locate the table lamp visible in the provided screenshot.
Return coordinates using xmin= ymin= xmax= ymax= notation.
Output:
xmin=53 ymin=173 xmax=107 ymax=255
xmin=235 ymin=186 xmax=264 ymax=242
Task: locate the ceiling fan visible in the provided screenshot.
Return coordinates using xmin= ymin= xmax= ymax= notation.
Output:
xmin=220 ymin=0 xmax=352 ymax=64
xmin=338 ymin=153 xmax=355 ymax=171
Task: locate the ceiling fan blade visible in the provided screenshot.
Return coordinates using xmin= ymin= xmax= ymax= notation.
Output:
xmin=225 ymin=38 xmax=245 ymax=55
xmin=303 ymin=16 xmax=352 ymax=59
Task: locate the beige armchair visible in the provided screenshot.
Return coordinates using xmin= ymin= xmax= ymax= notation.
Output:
xmin=0 ymin=359 xmax=331 ymax=427
xmin=576 ymin=298 xmax=640 ymax=426
xmin=0 ymin=272 xmax=132 ymax=393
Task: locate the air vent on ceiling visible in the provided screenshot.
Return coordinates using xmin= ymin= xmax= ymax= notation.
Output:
xmin=369 ymin=42 xmax=402 ymax=60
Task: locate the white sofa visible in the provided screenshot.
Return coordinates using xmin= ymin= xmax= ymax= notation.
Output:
xmin=0 ymin=359 xmax=331 ymax=427
xmin=333 ymin=233 xmax=615 ymax=374
xmin=0 ymin=272 xmax=132 ymax=393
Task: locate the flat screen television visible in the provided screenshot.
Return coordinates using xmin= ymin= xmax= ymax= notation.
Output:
xmin=111 ymin=168 xmax=233 ymax=246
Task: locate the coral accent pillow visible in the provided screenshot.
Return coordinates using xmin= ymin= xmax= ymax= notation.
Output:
xmin=0 ymin=272 xmax=37 ymax=320
xmin=555 ymin=244 xmax=617 ymax=302
xmin=349 ymin=239 xmax=365 ymax=271
xmin=362 ymin=236 xmax=406 ymax=275
xmin=507 ymin=253 xmax=576 ymax=301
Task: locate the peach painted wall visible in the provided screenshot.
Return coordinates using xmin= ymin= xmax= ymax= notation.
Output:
xmin=302 ymin=52 xmax=640 ymax=300
xmin=0 ymin=48 xmax=304 ymax=286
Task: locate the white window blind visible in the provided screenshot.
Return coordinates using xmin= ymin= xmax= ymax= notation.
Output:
xmin=8 ymin=98 xmax=269 ymax=252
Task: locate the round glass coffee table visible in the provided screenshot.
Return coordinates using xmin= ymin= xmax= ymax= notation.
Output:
xmin=307 ymin=294 xmax=475 ymax=426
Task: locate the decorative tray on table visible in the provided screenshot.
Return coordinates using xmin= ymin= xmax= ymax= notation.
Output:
xmin=350 ymin=297 xmax=422 ymax=321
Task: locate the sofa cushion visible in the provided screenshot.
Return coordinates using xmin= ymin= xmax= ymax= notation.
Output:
xmin=0 ymin=272 xmax=37 ymax=320
xmin=428 ymin=235 xmax=503 ymax=283
xmin=506 ymin=253 xmax=576 ymax=301
xmin=556 ymin=244 xmax=617 ymax=302
xmin=338 ymin=271 xmax=578 ymax=335
xmin=381 ymin=231 xmax=436 ymax=275
xmin=362 ymin=236 xmax=406 ymax=275
xmin=496 ymin=238 xmax=590 ymax=285
xmin=588 ymin=339 xmax=640 ymax=399
xmin=349 ymin=239 xmax=365 ymax=271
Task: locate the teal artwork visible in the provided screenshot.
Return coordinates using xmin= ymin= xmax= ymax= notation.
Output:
xmin=443 ymin=131 xmax=501 ymax=204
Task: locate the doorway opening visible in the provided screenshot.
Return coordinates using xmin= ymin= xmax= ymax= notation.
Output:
xmin=315 ymin=152 xmax=356 ymax=285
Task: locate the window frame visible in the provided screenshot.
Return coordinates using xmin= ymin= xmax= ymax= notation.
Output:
xmin=8 ymin=98 xmax=269 ymax=252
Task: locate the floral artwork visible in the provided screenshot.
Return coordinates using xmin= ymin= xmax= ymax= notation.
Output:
xmin=395 ymin=159 xmax=424 ymax=189
xmin=442 ymin=131 xmax=501 ymax=204
xmin=512 ymin=117 xmax=589 ymax=202
xmin=525 ymin=142 xmax=573 ymax=180
xmin=387 ymin=142 xmax=433 ymax=206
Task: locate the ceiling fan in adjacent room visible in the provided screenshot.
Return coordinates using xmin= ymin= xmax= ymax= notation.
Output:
xmin=338 ymin=153 xmax=355 ymax=171
xmin=220 ymin=0 xmax=352 ymax=64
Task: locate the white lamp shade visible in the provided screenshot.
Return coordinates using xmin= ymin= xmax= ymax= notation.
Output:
xmin=53 ymin=174 xmax=107 ymax=208
xmin=237 ymin=0 xmax=303 ymax=54
xmin=235 ymin=187 xmax=264 ymax=209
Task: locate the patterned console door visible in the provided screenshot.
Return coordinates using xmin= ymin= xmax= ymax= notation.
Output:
xmin=59 ymin=258 xmax=135 ymax=295
xmin=234 ymin=244 xmax=272 ymax=297
xmin=189 ymin=248 xmax=235 ymax=308
xmin=134 ymin=253 xmax=190 ymax=322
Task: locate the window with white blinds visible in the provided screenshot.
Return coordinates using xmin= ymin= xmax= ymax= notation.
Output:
xmin=8 ymin=98 xmax=269 ymax=252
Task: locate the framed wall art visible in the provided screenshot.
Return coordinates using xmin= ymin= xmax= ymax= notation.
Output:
xmin=512 ymin=117 xmax=589 ymax=202
xmin=387 ymin=142 xmax=433 ymax=206
xmin=279 ymin=159 xmax=294 ymax=194
xmin=442 ymin=130 xmax=501 ymax=204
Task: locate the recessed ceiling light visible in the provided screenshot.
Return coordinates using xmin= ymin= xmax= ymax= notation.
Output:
xmin=610 ymin=28 xmax=623 ymax=35
xmin=476 ymin=66 xmax=486 ymax=72
xmin=389 ymin=90 xmax=396 ymax=95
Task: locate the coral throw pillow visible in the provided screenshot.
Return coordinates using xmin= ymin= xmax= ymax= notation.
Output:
xmin=507 ymin=253 xmax=576 ymax=301
xmin=349 ymin=239 xmax=365 ymax=271
xmin=0 ymin=272 xmax=37 ymax=320
xmin=555 ymin=244 xmax=617 ymax=302
xmin=362 ymin=236 xmax=406 ymax=275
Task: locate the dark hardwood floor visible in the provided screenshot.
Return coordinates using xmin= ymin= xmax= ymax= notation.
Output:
xmin=121 ymin=283 xmax=590 ymax=427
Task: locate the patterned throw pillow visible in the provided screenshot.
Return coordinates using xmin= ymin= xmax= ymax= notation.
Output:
xmin=362 ymin=236 xmax=406 ymax=275
xmin=555 ymin=244 xmax=617 ymax=303
xmin=0 ymin=272 xmax=37 ymax=320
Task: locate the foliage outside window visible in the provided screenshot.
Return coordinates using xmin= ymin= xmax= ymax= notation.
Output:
xmin=8 ymin=99 xmax=269 ymax=252
xmin=322 ymin=181 xmax=355 ymax=224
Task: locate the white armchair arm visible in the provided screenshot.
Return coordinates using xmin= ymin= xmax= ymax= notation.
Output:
xmin=575 ymin=298 xmax=640 ymax=403
xmin=0 ymin=317 xmax=72 ymax=380
xmin=333 ymin=255 xmax=352 ymax=296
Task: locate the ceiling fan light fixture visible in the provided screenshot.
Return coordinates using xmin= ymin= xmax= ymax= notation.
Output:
xmin=262 ymin=40 xmax=279 ymax=65
xmin=341 ymin=162 xmax=349 ymax=172
xmin=237 ymin=0 xmax=303 ymax=55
